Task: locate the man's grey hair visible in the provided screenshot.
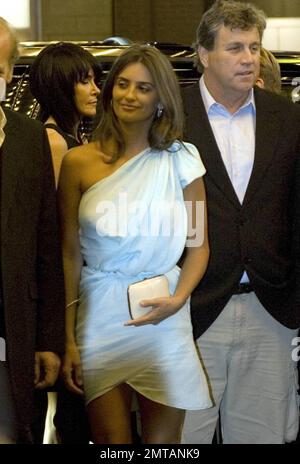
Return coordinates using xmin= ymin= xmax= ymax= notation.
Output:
xmin=194 ymin=0 xmax=267 ymax=71
xmin=0 ymin=16 xmax=19 ymax=67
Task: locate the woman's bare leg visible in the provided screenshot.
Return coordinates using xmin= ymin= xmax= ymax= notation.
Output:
xmin=137 ymin=393 xmax=185 ymax=444
xmin=87 ymin=383 xmax=133 ymax=444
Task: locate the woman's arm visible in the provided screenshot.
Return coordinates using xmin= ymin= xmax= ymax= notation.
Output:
xmin=125 ymin=177 xmax=209 ymax=326
xmin=46 ymin=128 xmax=69 ymax=187
xmin=57 ymin=150 xmax=84 ymax=394
xmin=174 ymin=176 xmax=209 ymax=301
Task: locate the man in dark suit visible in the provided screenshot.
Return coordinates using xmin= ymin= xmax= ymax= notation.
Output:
xmin=0 ymin=17 xmax=65 ymax=443
xmin=182 ymin=0 xmax=300 ymax=444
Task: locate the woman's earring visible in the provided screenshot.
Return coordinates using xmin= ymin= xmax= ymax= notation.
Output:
xmin=157 ymin=103 xmax=164 ymax=118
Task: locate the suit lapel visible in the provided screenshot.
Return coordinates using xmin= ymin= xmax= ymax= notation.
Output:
xmin=1 ymin=110 xmax=22 ymax=237
xmin=242 ymin=88 xmax=281 ymax=206
xmin=185 ymin=86 xmax=282 ymax=209
xmin=184 ymin=85 xmax=241 ymax=209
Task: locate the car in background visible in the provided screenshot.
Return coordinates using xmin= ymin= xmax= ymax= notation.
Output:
xmin=4 ymin=39 xmax=300 ymax=121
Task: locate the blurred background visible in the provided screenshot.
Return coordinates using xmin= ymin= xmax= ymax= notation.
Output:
xmin=0 ymin=0 xmax=299 ymax=50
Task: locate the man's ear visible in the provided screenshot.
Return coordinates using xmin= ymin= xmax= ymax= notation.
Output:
xmin=255 ymin=77 xmax=265 ymax=89
xmin=198 ymin=46 xmax=209 ymax=69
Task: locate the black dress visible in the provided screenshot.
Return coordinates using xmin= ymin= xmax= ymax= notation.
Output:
xmin=44 ymin=123 xmax=81 ymax=149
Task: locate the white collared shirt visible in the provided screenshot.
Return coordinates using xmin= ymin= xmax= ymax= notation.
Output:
xmin=200 ymin=76 xmax=256 ymax=283
xmin=0 ymin=105 xmax=7 ymax=148
xmin=199 ymin=76 xmax=256 ymax=204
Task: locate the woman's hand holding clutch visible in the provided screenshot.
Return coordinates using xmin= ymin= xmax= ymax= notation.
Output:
xmin=124 ymin=295 xmax=186 ymax=326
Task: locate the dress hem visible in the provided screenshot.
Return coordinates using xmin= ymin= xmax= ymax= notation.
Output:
xmin=85 ymin=381 xmax=213 ymax=411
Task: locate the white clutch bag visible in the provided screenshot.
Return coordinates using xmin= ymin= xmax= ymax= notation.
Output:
xmin=127 ymin=275 xmax=170 ymax=320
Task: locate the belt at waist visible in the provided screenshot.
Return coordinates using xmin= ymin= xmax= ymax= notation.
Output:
xmin=232 ymin=282 xmax=254 ymax=295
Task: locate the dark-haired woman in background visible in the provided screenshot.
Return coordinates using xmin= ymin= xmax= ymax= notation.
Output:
xmin=29 ymin=42 xmax=101 ymax=185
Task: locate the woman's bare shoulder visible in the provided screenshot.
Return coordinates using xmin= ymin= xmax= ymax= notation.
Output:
xmin=46 ymin=128 xmax=68 ymax=152
xmin=63 ymin=141 xmax=101 ymax=166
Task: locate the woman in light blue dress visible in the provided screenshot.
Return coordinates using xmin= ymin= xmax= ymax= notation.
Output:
xmin=58 ymin=44 xmax=212 ymax=444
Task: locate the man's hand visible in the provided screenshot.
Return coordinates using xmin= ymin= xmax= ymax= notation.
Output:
xmin=34 ymin=351 xmax=61 ymax=389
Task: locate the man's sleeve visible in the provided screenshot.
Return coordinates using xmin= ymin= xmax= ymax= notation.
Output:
xmin=36 ymin=129 xmax=65 ymax=353
xmin=291 ymin=124 xmax=300 ymax=328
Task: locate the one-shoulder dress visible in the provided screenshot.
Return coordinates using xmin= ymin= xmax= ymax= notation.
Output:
xmin=76 ymin=141 xmax=212 ymax=410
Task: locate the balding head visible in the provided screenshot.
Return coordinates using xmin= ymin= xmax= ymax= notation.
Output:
xmin=0 ymin=17 xmax=19 ymax=83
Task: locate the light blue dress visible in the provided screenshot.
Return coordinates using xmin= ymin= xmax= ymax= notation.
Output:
xmin=76 ymin=141 xmax=212 ymax=410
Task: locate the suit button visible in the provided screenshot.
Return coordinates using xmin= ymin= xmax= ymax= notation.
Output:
xmin=244 ymin=257 xmax=252 ymax=265
xmin=240 ymin=218 xmax=245 ymax=226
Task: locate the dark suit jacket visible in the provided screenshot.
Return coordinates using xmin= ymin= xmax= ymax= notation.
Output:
xmin=0 ymin=108 xmax=65 ymax=437
xmin=182 ymin=84 xmax=300 ymax=339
